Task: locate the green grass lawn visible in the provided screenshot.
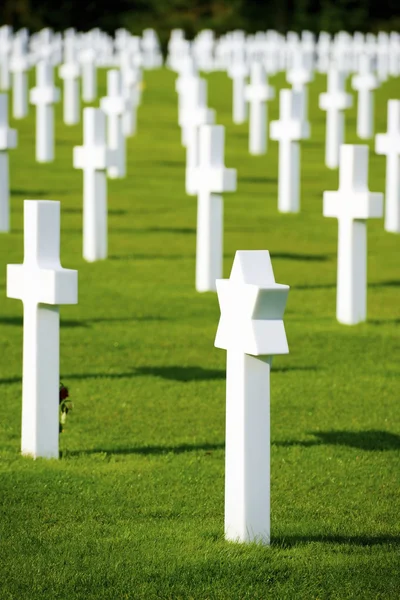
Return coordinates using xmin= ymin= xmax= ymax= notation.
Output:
xmin=0 ymin=67 xmax=399 ymax=599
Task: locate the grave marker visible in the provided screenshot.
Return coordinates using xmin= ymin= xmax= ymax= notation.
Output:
xmin=270 ymin=89 xmax=309 ymax=213
xmin=375 ymin=100 xmax=400 ymax=233
xmin=74 ymin=108 xmax=115 ymax=262
xmin=7 ymin=200 xmax=78 ymax=459
xmin=10 ymin=37 xmax=29 ymax=119
xmin=0 ymin=93 xmax=17 ymax=232
xmin=323 ymin=145 xmax=383 ymax=325
xmin=59 ymin=40 xmax=80 ymax=125
xmin=245 ymin=62 xmax=274 ymax=155
xmin=352 ymin=54 xmax=378 ymax=139
xmin=30 ymin=61 xmax=60 ymax=163
xmin=187 ymin=125 xmax=236 ymax=292
xmin=100 ymin=69 xmax=127 ymax=179
xmin=215 ymin=250 xmax=289 ymax=544
xmin=319 ymin=66 xmax=352 ymax=169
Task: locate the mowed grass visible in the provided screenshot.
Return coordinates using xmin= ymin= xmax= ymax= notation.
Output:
xmin=0 ymin=67 xmax=399 ymax=599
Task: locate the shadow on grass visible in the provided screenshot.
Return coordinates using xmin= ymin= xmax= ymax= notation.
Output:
xmin=293 ymin=282 xmax=335 ymax=290
xmin=63 ymin=208 xmax=128 ymax=216
xmin=274 ymin=534 xmax=400 ymax=547
xmin=132 ymin=366 xmax=226 ymax=382
xmin=271 ymin=252 xmax=330 ymax=262
xmin=109 ymin=253 xmax=194 ymax=261
xmin=274 ymin=430 xmax=400 ymax=451
xmin=0 ymin=315 xmax=169 ymax=329
xmin=11 ymin=189 xmax=51 ymax=197
xmin=296 ymin=280 xmax=400 ymax=291
xmin=240 ymin=176 xmax=277 ymax=185
xmin=0 ymin=364 xmax=316 ymax=386
xmin=0 ymin=316 xmax=86 ymax=328
xmin=63 ymin=441 xmax=225 ymax=458
xmin=156 ymin=160 xmax=185 ymax=168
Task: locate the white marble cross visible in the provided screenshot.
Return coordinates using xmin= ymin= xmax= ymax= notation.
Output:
xmin=351 ymin=54 xmax=378 ymax=139
xmin=100 ymin=69 xmax=127 ymax=179
xmin=179 ymin=76 xmax=212 ymax=147
xmin=187 ymin=125 xmax=236 ymax=292
xmin=270 ymin=89 xmax=309 ymax=213
xmin=10 ymin=37 xmax=30 ymax=119
xmin=0 ymin=93 xmax=17 ymax=232
xmin=59 ymin=40 xmax=81 ymax=125
xmin=227 ymin=51 xmax=248 ymax=124
xmin=286 ymin=51 xmax=313 ymax=123
xmin=185 ymin=104 xmax=216 ymax=195
xmin=323 ymin=145 xmax=383 ymax=325
xmin=319 ymin=66 xmax=353 ymax=169
xmin=80 ymin=48 xmax=97 ymax=103
xmin=0 ymin=26 xmax=12 ymax=91
xmin=74 ymin=108 xmax=115 ymax=262
xmin=120 ymin=59 xmax=141 ymax=137
xmin=30 ymin=61 xmax=60 ymax=163
xmin=244 ymin=62 xmax=274 ymax=155
xmin=7 ymin=200 xmax=78 ymax=459
xmin=375 ymin=100 xmax=400 ymax=233
xmin=215 ymin=250 xmax=290 ymax=544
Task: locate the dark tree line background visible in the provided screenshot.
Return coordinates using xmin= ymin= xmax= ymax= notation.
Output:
xmin=1 ymin=0 xmax=399 ymax=47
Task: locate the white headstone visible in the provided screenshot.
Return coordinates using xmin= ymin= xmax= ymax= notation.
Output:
xmin=375 ymin=100 xmax=400 ymax=233
xmin=80 ymin=48 xmax=97 ymax=103
xmin=270 ymin=89 xmax=309 ymax=213
xmin=100 ymin=69 xmax=127 ymax=179
xmin=120 ymin=57 xmax=141 ymax=137
xmin=323 ymin=145 xmax=383 ymax=325
xmin=215 ymin=250 xmax=289 ymax=544
xmin=319 ymin=66 xmax=352 ymax=168
xmin=10 ymin=37 xmax=29 ymax=119
xmin=351 ymin=54 xmax=378 ymax=139
xmin=227 ymin=50 xmax=248 ymax=124
xmin=179 ymin=76 xmax=213 ymax=147
xmin=59 ymin=39 xmax=80 ymax=125
xmin=286 ymin=51 xmax=313 ymax=123
xmin=187 ymin=125 xmax=236 ymax=292
xmin=30 ymin=61 xmax=60 ymax=162
xmin=7 ymin=200 xmax=78 ymax=459
xmin=74 ymin=108 xmax=115 ymax=262
xmin=0 ymin=93 xmax=17 ymax=232
xmin=245 ymin=62 xmax=274 ymax=155
xmin=0 ymin=26 xmax=12 ymax=91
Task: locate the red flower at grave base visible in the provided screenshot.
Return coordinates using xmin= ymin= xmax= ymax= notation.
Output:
xmin=59 ymin=385 xmax=69 ymax=402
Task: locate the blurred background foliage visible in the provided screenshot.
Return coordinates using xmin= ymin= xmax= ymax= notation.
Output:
xmin=1 ymin=0 xmax=400 ymax=46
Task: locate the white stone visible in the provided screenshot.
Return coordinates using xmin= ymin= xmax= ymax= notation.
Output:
xmin=74 ymin=108 xmax=115 ymax=262
xmin=215 ymin=250 xmax=289 ymax=544
xmin=59 ymin=40 xmax=80 ymax=125
xmin=270 ymin=89 xmax=309 ymax=213
xmin=375 ymin=100 xmax=400 ymax=233
xmin=245 ymin=62 xmax=274 ymax=155
xmin=227 ymin=51 xmax=248 ymax=124
xmin=286 ymin=51 xmax=313 ymax=123
xmin=0 ymin=26 xmax=12 ymax=90
xmin=7 ymin=200 xmax=78 ymax=459
xmin=352 ymin=54 xmax=378 ymax=139
xmin=0 ymin=93 xmax=17 ymax=232
xmin=187 ymin=125 xmax=236 ymax=292
xmin=30 ymin=61 xmax=60 ymax=163
xmin=9 ymin=38 xmax=30 ymax=119
xmin=120 ymin=57 xmax=141 ymax=137
xmin=80 ymin=48 xmax=97 ymax=102
xmin=319 ymin=66 xmax=352 ymax=169
xmin=323 ymin=145 xmax=383 ymax=325
xmin=179 ymin=76 xmax=213 ymax=147
xmin=100 ymin=69 xmax=127 ymax=179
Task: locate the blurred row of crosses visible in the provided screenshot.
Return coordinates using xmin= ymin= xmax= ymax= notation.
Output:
xmin=1 ymin=24 xmax=400 ymax=547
